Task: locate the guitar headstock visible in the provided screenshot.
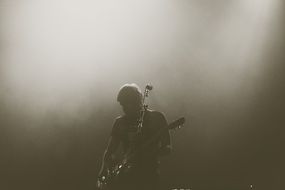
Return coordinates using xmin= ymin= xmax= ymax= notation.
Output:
xmin=168 ymin=117 xmax=185 ymax=130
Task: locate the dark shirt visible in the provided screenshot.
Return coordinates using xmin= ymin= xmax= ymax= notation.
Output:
xmin=111 ymin=109 xmax=171 ymax=171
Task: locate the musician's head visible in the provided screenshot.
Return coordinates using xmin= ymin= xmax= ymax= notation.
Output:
xmin=117 ymin=83 xmax=143 ymax=117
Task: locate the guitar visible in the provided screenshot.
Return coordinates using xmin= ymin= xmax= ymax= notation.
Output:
xmin=97 ymin=117 xmax=185 ymax=189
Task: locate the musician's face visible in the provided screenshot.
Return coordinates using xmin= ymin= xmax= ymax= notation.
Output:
xmin=120 ymin=100 xmax=141 ymax=118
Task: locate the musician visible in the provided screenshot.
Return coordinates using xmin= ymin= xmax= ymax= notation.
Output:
xmin=98 ymin=83 xmax=172 ymax=190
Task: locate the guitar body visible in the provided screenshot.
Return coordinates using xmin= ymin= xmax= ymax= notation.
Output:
xmin=97 ymin=161 xmax=133 ymax=190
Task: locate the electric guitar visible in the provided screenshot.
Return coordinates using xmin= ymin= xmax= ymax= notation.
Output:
xmin=97 ymin=117 xmax=185 ymax=189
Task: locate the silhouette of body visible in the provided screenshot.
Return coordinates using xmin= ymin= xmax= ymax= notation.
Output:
xmin=98 ymin=84 xmax=171 ymax=190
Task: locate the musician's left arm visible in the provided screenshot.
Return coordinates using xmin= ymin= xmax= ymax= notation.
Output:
xmin=157 ymin=112 xmax=172 ymax=157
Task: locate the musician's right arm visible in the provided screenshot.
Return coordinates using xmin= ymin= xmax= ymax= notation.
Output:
xmin=98 ymin=118 xmax=121 ymax=178
xmin=98 ymin=135 xmax=120 ymax=177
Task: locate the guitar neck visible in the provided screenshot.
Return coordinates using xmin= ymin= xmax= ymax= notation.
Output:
xmin=125 ymin=117 xmax=184 ymax=160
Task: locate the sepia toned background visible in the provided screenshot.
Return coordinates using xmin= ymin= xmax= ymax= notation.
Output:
xmin=0 ymin=0 xmax=284 ymax=189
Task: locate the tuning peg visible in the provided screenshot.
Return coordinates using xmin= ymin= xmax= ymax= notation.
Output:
xmin=146 ymin=84 xmax=153 ymax=90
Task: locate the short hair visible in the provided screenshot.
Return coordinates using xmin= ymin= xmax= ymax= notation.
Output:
xmin=117 ymin=83 xmax=142 ymax=104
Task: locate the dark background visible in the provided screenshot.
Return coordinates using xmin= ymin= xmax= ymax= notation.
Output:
xmin=0 ymin=0 xmax=284 ymax=189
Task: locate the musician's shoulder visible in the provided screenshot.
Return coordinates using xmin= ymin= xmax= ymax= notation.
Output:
xmin=114 ymin=115 xmax=126 ymax=124
xmin=147 ymin=109 xmax=166 ymax=120
xmin=111 ymin=115 xmax=126 ymax=134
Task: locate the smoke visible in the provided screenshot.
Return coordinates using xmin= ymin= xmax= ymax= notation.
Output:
xmin=0 ymin=0 xmax=284 ymax=189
